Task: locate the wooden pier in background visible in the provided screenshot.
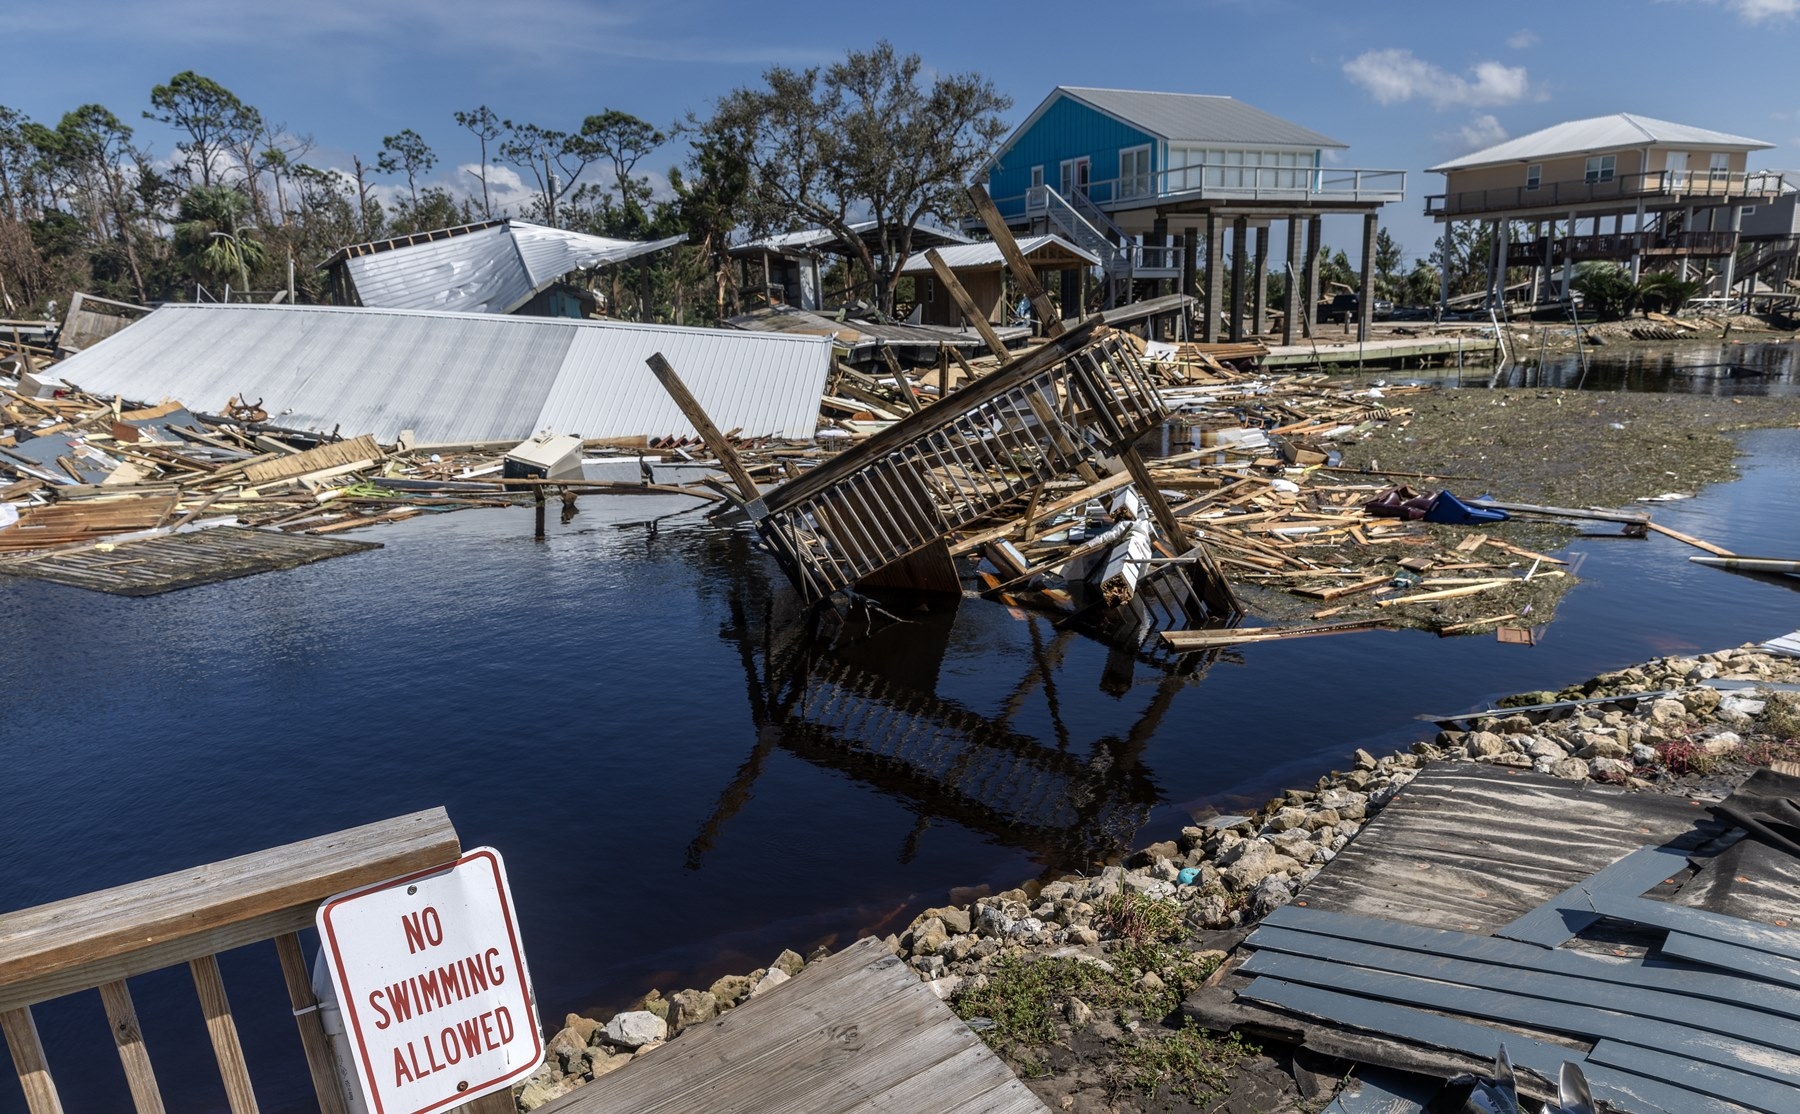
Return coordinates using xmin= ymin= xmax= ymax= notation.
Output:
xmin=543 ymin=937 xmax=1050 ymax=1114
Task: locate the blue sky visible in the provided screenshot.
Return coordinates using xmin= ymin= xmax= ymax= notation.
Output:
xmin=8 ymin=0 xmax=1798 ymax=268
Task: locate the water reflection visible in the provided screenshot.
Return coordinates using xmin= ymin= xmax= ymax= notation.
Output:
xmin=687 ymin=564 xmax=1215 ymax=876
xmin=1486 ymin=338 xmax=1800 ymax=396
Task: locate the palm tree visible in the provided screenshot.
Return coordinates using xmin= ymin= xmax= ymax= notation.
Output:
xmin=174 ymin=184 xmax=266 ymax=297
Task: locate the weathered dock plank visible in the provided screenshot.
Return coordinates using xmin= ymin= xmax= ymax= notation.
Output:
xmin=542 ymin=937 xmax=1049 ymax=1114
xmin=1294 ymin=763 xmax=1717 ymax=933
xmin=0 ymin=526 xmax=381 ymax=596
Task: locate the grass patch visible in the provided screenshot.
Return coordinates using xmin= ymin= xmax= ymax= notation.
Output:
xmin=1117 ymin=1018 xmax=1257 ymax=1106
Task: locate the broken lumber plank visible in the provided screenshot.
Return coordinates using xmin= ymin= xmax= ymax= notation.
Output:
xmin=1375 ymin=581 xmax=1508 ymax=607
xmin=1647 ymin=521 xmax=1735 ymax=558
xmin=241 ymin=435 xmax=382 ymax=486
xmin=1161 ymin=619 xmax=1384 ymax=652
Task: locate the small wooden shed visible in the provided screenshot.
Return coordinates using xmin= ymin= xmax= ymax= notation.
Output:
xmin=901 ymin=235 xmax=1099 ymax=327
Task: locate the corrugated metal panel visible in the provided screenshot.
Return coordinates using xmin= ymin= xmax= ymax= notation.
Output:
xmin=542 ymin=319 xmax=830 ymax=441
xmin=345 ymin=221 xmax=683 ymax=314
xmin=51 ymin=304 xmax=830 ymax=445
xmin=1431 ymin=114 xmax=1773 ymax=171
xmin=346 ymin=224 xmax=534 ymax=314
xmin=898 ymin=235 xmax=1099 ymax=272
xmin=1061 ymin=88 xmax=1346 ymax=149
xmin=510 ymin=224 xmax=686 ymax=292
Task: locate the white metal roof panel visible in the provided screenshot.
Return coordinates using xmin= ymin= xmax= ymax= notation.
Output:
xmin=1431 ymin=114 xmax=1773 ymax=171
xmin=343 ymin=221 xmax=682 ymax=315
xmin=899 ymin=234 xmax=1100 ymax=273
xmin=1060 ymin=87 xmax=1346 ymax=149
xmin=542 ymin=321 xmax=830 ymax=442
xmin=51 ymin=304 xmax=831 ymax=445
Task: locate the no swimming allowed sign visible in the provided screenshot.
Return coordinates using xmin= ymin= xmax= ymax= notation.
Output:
xmin=317 ymin=848 xmax=543 ymax=1114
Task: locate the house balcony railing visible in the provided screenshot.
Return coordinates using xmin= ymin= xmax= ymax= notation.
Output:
xmin=997 ymin=165 xmax=1407 ymax=223
xmin=1502 ymin=230 xmax=1741 ymax=264
xmin=1426 ymin=170 xmax=1788 ymax=218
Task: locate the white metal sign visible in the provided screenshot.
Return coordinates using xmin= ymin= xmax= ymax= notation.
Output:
xmin=317 ymin=848 xmax=542 ymax=1114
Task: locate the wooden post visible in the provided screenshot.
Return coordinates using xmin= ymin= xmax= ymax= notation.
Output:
xmin=1359 ymin=212 xmax=1378 ymax=342
xmin=1230 ymin=216 xmax=1249 ymax=342
xmin=1204 ymin=212 xmax=1224 ymax=342
xmin=936 ymin=343 xmax=949 ymax=400
xmin=645 ymin=353 xmax=760 ymax=502
xmin=1120 ymin=449 xmax=1189 ymax=550
xmin=533 ymin=486 xmax=546 ymax=539
xmin=275 ymin=933 xmax=349 ymax=1114
xmin=878 ymin=348 xmax=921 ymax=414
xmin=1283 ymin=216 xmax=1302 ymax=346
xmin=99 ymin=980 xmax=166 ymax=1114
xmin=190 ymin=955 xmax=260 ymax=1114
xmin=1252 ymin=224 xmax=1269 ymax=335
xmin=923 ymin=250 xmax=1009 ymax=357
xmin=1 ymin=1007 xmax=65 ymax=1114
xmin=965 ymin=184 xmax=1064 ymax=337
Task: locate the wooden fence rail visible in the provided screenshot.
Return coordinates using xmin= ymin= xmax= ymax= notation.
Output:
xmin=0 ymin=808 xmax=474 ymax=1114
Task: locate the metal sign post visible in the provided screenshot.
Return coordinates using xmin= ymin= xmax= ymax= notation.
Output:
xmin=316 ymin=848 xmax=542 ymax=1114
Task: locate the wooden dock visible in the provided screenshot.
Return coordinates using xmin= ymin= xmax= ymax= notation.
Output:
xmin=1262 ymin=335 xmax=1498 ymax=370
xmin=543 ymin=938 xmax=1049 ymax=1114
xmin=0 ymin=525 xmax=381 ymax=595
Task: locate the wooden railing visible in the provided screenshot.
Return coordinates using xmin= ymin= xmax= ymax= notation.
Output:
xmin=0 ymin=809 xmax=479 ymax=1114
xmin=1426 ymin=170 xmax=1788 ymax=217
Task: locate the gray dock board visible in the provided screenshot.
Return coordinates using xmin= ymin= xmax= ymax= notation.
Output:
xmin=541 ymin=937 xmax=1049 ymax=1114
xmin=1495 ymin=845 xmax=1694 ymax=947
xmin=1662 ymin=932 xmax=1800 ymax=989
xmin=1294 ymin=763 xmax=1716 ymax=935
xmin=1586 ymin=891 xmax=1800 ymax=960
xmin=0 ymin=526 xmax=381 ymax=595
xmin=1246 ymin=924 xmax=1800 ymax=1054
xmin=1588 ymin=1039 xmax=1796 ymax=1114
xmin=1260 ymin=905 xmax=1800 ymax=1020
xmin=1239 ymin=978 xmax=1718 ymax=1114
xmin=1239 ymin=950 xmax=1800 ymax=1088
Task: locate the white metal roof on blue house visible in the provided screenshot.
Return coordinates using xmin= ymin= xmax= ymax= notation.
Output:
xmin=898 ymin=235 xmax=1100 ymax=272
xmin=50 ymin=304 xmax=831 ymax=445
xmin=339 ymin=220 xmax=685 ymax=314
xmin=1430 ymin=114 xmax=1773 ymax=172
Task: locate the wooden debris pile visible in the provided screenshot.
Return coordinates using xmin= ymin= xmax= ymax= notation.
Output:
xmin=0 ymin=372 xmax=751 ymax=572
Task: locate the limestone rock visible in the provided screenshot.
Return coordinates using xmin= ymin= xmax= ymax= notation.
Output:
xmin=602 ymin=1010 xmax=667 ymax=1050
xmin=709 ymin=974 xmax=754 ymax=1008
xmin=669 ymin=989 xmax=716 ymax=1034
xmin=772 ymin=948 xmax=805 ymax=977
xmin=752 ymin=971 xmax=795 ymax=1000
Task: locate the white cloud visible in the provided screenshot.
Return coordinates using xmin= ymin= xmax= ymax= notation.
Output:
xmin=1505 ymin=29 xmax=1539 ymax=48
xmin=1729 ymin=0 xmax=1799 ymax=21
xmin=1439 ymin=114 xmax=1509 ymax=152
xmin=1343 ymin=49 xmax=1533 ymax=110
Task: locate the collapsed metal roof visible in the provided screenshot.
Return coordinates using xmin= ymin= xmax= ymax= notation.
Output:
xmin=51 ymin=304 xmax=832 ymax=444
xmin=329 ymin=220 xmax=685 ymax=315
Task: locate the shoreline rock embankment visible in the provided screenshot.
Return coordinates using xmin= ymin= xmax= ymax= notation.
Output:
xmin=512 ymin=642 xmax=1800 ymax=1112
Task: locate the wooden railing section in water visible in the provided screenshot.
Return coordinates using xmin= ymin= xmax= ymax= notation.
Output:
xmin=0 ymin=808 xmax=507 ymax=1114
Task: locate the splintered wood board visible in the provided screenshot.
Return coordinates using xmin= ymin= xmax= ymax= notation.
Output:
xmin=542 ymin=937 xmax=1049 ymax=1114
xmin=241 ymin=434 xmax=381 ymax=485
xmin=0 ymin=526 xmax=381 ymax=596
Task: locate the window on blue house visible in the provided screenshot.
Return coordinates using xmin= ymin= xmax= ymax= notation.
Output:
xmin=1120 ymin=146 xmax=1152 ymax=198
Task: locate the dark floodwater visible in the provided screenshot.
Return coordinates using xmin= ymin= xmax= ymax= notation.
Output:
xmin=3 ymin=369 xmax=1799 ymax=1111
xmin=1459 ymin=336 xmax=1800 ymax=398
